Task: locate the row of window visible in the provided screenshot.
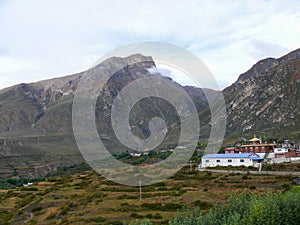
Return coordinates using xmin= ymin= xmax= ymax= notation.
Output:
xmin=205 ymin=159 xmax=245 ymax=163
xmin=243 ymin=147 xmax=269 ymax=150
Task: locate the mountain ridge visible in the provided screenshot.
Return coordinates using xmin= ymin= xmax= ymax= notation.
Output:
xmin=224 ymin=48 xmax=300 ymax=140
xmin=1 ymin=48 xmax=300 ymax=178
xmin=0 ymin=53 xmax=213 ymax=178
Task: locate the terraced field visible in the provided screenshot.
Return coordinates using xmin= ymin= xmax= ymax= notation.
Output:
xmin=0 ymin=164 xmax=297 ymax=225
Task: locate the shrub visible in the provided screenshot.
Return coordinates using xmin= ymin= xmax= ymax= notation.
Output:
xmin=0 ymin=211 xmax=14 ymax=224
xmin=46 ymin=212 xmax=56 ymax=220
xmin=130 ymin=213 xmax=144 ymax=219
xmin=32 ymin=206 xmax=43 ymax=213
xmin=153 ymin=213 xmax=163 ymax=219
xmin=106 ymin=221 xmax=123 ymax=225
xmin=89 ymin=217 xmax=107 ymax=223
xmin=129 ymin=219 xmax=152 ymax=225
xmin=192 ymin=200 xmax=213 ymax=210
xmin=169 ymin=191 xmax=300 ymax=225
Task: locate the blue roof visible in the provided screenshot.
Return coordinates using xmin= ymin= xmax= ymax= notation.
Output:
xmin=202 ymin=153 xmax=263 ymax=160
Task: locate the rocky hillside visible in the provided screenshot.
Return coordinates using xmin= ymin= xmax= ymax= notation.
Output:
xmin=0 ymin=54 xmax=212 ymax=178
xmin=1 ymin=48 xmax=300 ymax=178
xmin=224 ymin=48 xmax=300 ymax=139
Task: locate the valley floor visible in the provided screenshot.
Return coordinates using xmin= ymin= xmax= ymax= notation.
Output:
xmin=0 ymin=163 xmax=299 ymax=225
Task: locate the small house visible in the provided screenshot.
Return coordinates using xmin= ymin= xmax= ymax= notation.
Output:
xmin=200 ymin=153 xmax=263 ymax=168
xmin=224 ymin=147 xmax=240 ymax=154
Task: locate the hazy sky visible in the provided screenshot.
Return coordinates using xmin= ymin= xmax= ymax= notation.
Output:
xmin=0 ymin=0 xmax=299 ymax=90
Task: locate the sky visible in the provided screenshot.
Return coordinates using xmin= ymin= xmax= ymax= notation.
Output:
xmin=0 ymin=0 xmax=299 ymax=90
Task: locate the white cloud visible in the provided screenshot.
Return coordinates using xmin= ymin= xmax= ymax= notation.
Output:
xmin=0 ymin=0 xmax=299 ymax=90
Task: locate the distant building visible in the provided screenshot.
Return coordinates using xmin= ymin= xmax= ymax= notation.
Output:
xmin=130 ymin=153 xmax=142 ymax=157
xmin=225 ymin=147 xmax=240 ymax=154
xmin=200 ymin=153 xmax=263 ymax=168
xmin=274 ymin=148 xmax=298 ymax=158
xmin=241 ymin=135 xmax=276 ymax=153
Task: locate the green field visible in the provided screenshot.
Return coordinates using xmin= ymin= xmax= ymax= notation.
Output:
xmin=0 ymin=163 xmax=299 ymax=225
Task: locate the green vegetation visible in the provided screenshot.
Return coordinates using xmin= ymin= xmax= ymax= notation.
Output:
xmin=169 ymin=191 xmax=300 ymax=225
xmin=0 ymin=163 xmax=298 ymax=224
xmin=0 ymin=163 xmax=89 ymax=190
xmin=0 ymin=177 xmax=43 ymax=190
xmin=46 ymin=162 xmax=90 ymax=177
xmin=113 ymin=150 xmax=173 ymax=165
xmin=113 ymin=147 xmax=204 ymax=166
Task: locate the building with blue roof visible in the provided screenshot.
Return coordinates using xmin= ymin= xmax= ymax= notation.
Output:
xmin=200 ymin=153 xmax=263 ymax=168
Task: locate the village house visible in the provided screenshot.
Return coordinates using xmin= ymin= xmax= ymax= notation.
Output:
xmin=224 ymin=147 xmax=240 ymax=154
xmin=241 ymin=135 xmax=276 ymax=154
xmin=222 ymin=135 xmax=300 ymax=165
xmin=199 ymin=153 xmax=263 ymax=168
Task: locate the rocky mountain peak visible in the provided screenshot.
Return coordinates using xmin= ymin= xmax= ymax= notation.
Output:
xmin=237 ymin=48 xmax=300 ymax=84
xmin=224 ymin=48 xmax=300 ymax=138
xmin=93 ymin=53 xmax=155 ymax=74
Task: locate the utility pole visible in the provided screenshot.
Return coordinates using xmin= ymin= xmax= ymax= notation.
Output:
xmin=139 ymin=179 xmax=142 ymax=202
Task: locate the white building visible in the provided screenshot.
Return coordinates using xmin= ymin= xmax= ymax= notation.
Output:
xmin=200 ymin=153 xmax=263 ymax=168
xmin=274 ymin=148 xmax=289 ymax=154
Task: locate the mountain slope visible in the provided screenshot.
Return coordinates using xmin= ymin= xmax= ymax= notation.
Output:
xmin=1 ymin=48 xmax=300 ymax=178
xmin=224 ymin=48 xmax=300 ymax=139
xmin=0 ymin=54 xmax=212 ymax=178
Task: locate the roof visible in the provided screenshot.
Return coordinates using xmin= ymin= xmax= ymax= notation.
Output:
xmin=249 ymin=134 xmax=260 ymax=142
xmin=225 ymin=147 xmax=238 ymax=150
xmin=202 ymin=153 xmax=263 ymax=160
xmin=241 ymin=143 xmax=276 ymax=147
xmin=249 ymin=137 xmax=260 ymax=142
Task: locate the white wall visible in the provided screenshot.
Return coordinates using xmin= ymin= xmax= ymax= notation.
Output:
xmin=274 ymin=148 xmax=288 ymax=154
xmin=269 ymin=158 xmax=291 ymax=164
xmin=201 ymin=157 xmax=254 ymax=168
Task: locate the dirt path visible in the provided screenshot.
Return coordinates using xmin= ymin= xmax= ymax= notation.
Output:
xmin=23 ymin=212 xmax=33 ymax=224
xmin=199 ymin=169 xmax=300 ymax=176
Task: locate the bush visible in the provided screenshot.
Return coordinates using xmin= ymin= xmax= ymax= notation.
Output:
xmin=130 ymin=213 xmax=144 ymax=219
xmin=192 ymin=200 xmax=213 ymax=210
xmin=153 ymin=213 xmax=163 ymax=219
xmin=106 ymin=221 xmax=124 ymax=225
xmin=0 ymin=211 xmax=14 ymax=224
xmin=128 ymin=219 xmax=152 ymax=225
xmin=141 ymin=202 xmax=182 ymax=211
xmin=169 ymin=191 xmax=300 ymax=225
xmin=89 ymin=217 xmax=107 ymax=223
xmin=242 ymin=175 xmax=248 ymax=180
xmin=32 ymin=206 xmax=43 ymax=213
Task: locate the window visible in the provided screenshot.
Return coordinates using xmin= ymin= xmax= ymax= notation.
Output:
xmin=205 ymin=160 xmax=209 ymax=163
xmin=216 ymin=160 xmax=220 ymax=163
xmin=240 ymin=159 xmax=245 ymax=162
xmin=228 ymin=159 xmax=232 ymax=163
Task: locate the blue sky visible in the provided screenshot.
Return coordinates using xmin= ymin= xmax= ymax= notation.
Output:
xmin=0 ymin=0 xmax=299 ymax=90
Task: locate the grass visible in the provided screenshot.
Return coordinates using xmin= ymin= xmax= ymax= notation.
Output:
xmin=287 ymin=185 xmax=300 ymax=193
xmin=0 ymin=163 xmax=298 ymax=224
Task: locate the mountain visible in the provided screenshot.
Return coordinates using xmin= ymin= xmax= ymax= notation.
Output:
xmin=223 ymin=48 xmax=300 ymax=140
xmin=0 ymin=54 xmax=212 ymax=178
xmin=1 ymin=48 xmax=300 ymax=178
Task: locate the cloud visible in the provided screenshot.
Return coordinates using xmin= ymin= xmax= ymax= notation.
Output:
xmin=0 ymin=0 xmax=299 ymax=90
xmin=249 ymin=40 xmax=289 ymax=59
